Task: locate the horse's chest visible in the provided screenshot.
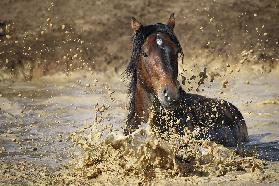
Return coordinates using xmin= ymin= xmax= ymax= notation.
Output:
xmin=150 ymin=106 xmax=194 ymax=135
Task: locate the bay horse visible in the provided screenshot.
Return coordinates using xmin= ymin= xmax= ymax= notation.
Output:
xmin=124 ymin=14 xmax=248 ymax=147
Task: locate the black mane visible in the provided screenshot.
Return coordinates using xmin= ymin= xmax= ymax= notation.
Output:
xmin=126 ymin=23 xmax=183 ymax=123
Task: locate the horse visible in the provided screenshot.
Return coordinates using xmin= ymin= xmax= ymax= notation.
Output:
xmin=124 ymin=14 xmax=248 ymax=147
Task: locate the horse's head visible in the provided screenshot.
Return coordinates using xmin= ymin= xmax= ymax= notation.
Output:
xmin=130 ymin=14 xmax=183 ymax=108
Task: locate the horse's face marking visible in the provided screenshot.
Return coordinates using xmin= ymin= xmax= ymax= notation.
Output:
xmin=156 ymin=35 xmax=163 ymax=46
xmin=138 ymin=32 xmax=180 ymax=108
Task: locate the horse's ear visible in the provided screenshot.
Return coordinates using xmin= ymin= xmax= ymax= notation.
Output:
xmin=167 ymin=13 xmax=175 ymax=29
xmin=131 ymin=17 xmax=142 ymax=33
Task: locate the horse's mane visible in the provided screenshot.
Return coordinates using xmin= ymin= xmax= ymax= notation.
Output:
xmin=125 ymin=22 xmax=183 ymax=123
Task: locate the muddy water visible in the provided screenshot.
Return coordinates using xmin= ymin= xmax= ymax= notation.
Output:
xmin=0 ymin=71 xmax=128 ymax=169
xmin=0 ymin=68 xmax=279 ymax=184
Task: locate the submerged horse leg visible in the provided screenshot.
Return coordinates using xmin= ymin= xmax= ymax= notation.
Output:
xmin=124 ymin=80 xmax=151 ymax=135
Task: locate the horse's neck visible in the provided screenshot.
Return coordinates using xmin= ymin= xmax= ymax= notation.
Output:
xmin=126 ymin=76 xmax=154 ymax=131
xmin=133 ymin=79 xmax=153 ymax=122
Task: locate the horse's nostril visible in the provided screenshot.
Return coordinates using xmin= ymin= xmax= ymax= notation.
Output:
xmin=162 ymin=88 xmax=172 ymax=102
xmin=163 ymin=89 xmax=168 ymax=97
xmin=161 ymin=87 xmax=179 ymax=105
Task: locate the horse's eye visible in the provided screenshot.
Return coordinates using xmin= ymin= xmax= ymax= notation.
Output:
xmin=142 ymin=51 xmax=148 ymax=58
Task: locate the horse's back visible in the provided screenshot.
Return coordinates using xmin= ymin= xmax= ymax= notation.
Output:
xmin=180 ymin=90 xmax=248 ymax=146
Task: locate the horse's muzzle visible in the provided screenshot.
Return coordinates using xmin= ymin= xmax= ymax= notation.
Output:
xmin=158 ymin=86 xmax=180 ymax=108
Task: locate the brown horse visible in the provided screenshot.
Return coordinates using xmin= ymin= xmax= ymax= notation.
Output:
xmin=124 ymin=14 xmax=248 ymax=147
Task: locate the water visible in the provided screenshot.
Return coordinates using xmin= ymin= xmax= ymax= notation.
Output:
xmin=0 ymin=72 xmax=128 ymax=169
xmin=0 ymin=69 xmax=278 ymax=184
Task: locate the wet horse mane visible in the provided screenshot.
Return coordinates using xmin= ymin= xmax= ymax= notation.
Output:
xmin=125 ymin=22 xmax=183 ymax=122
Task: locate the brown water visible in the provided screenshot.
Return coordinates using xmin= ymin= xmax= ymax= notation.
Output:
xmin=0 ymin=67 xmax=279 ymax=185
xmin=0 ymin=71 xmax=127 ymax=168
